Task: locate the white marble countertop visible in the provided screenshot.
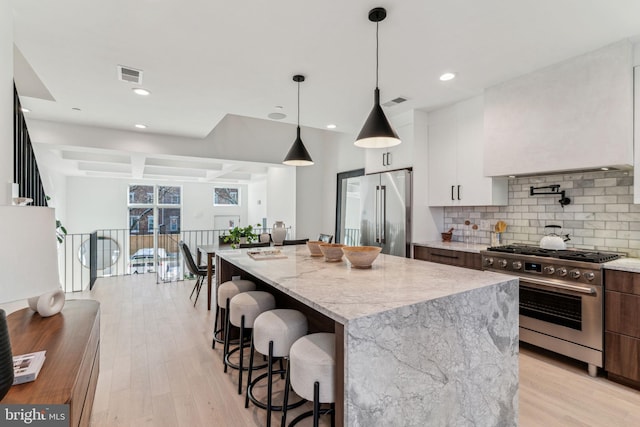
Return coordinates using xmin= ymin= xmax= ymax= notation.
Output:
xmin=413 ymin=241 xmax=488 ymax=253
xmin=603 ymin=257 xmax=640 ymax=273
xmin=216 ymin=245 xmax=516 ymax=324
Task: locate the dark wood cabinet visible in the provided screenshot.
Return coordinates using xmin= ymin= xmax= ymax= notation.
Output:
xmin=605 ymin=269 xmax=640 ymax=389
xmin=413 ymin=245 xmax=482 ymax=270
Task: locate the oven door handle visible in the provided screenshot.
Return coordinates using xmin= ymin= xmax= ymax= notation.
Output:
xmin=523 ymin=277 xmax=596 ymax=295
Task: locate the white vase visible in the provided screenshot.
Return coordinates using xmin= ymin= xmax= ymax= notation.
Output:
xmin=272 ymin=221 xmax=286 ymax=246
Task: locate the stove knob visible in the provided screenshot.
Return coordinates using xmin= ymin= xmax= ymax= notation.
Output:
xmin=584 ymin=272 xmax=595 ymax=281
xmin=498 ymin=259 xmax=508 ymax=268
xmin=512 ymin=261 xmax=522 ymax=270
xmin=569 ymin=269 xmax=581 ymax=279
xmin=557 ymin=267 xmax=568 ymax=277
xmin=483 ymin=257 xmax=494 ymax=267
xmin=544 ymin=266 xmax=555 ymax=275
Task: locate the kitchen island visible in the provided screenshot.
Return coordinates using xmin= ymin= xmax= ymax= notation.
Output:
xmin=215 ymin=246 xmax=519 ymax=426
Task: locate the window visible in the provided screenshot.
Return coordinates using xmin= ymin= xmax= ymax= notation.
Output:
xmin=147 ymin=216 xmax=154 ymax=233
xmin=158 ymin=186 xmax=181 ymax=204
xmin=214 ymin=187 xmax=240 ymax=206
xmin=169 ymin=216 xmax=179 ymax=232
xmin=129 ymin=185 xmax=154 ymax=204
xmin=130 ymin=215 xmax=140 ymax=233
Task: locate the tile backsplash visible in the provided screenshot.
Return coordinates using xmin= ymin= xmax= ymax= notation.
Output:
xmin=443 ymin=169 xmax=640 ymax=257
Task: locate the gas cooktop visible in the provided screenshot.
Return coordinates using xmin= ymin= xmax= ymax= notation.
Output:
xmin=486 ymin=244 xmax=621 ymax=263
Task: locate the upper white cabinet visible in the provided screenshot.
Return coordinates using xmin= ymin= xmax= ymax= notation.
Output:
xmin=484 ymin=41 xmax=633 ymax=177
xmin=428 ymin=95 xmax=507 ymax=206
xmin=364 ymin=111 xmax=414 ymax=174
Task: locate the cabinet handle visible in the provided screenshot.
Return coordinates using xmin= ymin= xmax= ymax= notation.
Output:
xmin=382 ymin=153 xmax=387 ymax=166
xmin=432 ymin=253 xmax=459 ymax=260
xmin=457 ymin=185 xmax=461 ymax=200
xmin=386 ymin=152 xmax=392 ymax=166
xmin=451 ymin=185 xmax=455 ymax=201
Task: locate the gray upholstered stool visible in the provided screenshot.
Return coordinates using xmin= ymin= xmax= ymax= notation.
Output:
xmin=282 ymin=332 xmax=336 ymax=427
xmin=224 ymin=290 xmax=276 ymax=394
xmin=245 ymin=309 xmax=308 ymax=427
xmin=212 ymin=279 xmax=256 ymax=349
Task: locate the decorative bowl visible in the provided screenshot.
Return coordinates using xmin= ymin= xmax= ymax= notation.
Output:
xmin=341 ymin=246 xmax=382 ymax=269
xmin=306 ymin=240 xmax=324 ymax=257
xmin=318 ymin=243 xmax=346 ymax=262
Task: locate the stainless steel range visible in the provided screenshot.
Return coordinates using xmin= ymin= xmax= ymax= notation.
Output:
xmin=480 ymin=244 xmax=620 ymax=377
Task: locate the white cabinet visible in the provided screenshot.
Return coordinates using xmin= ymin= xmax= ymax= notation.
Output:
xmin=634 ymin=66 xmax=640 ymax=203
xmin=428 ymin=95 xmax=507 ymax=206
xmin=484 ymin=40 xmax=633 ymax=177
xmin=364 ymin=111 xmax=414 ymax=174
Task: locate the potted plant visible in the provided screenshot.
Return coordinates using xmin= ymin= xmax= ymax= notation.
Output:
xmin=223 ymin=224 xmax=260 ymax=248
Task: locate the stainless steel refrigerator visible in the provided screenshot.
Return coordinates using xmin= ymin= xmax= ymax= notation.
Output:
xmin=359 ymin=169 xmax=411 ymax=257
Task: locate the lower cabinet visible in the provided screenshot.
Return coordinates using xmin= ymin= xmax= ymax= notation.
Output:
xmin=604 ymin=269 xmax=640 ymax=389
xmin=413 ymin=245 xmax=482 ymax=270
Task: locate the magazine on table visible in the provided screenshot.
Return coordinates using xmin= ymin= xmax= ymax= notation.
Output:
xmin=12 ymin=350 xmax=46 ymax=385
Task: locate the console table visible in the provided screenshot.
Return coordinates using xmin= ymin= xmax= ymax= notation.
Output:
xmin=2 ymin=300 xmax=100 ymax=427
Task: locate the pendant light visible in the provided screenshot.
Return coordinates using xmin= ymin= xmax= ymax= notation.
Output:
xmin=283 ymin=75 xmax=314 ymax=166
xmin=354 ymin=7 xmax=401 ymax=149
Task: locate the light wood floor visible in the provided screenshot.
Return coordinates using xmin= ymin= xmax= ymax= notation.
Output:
xmin=70 ymin=274 xmax=640 ymax=426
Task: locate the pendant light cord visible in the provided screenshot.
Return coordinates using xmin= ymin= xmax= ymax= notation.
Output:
xmin=297 ymin=80 xmax=300 ymax=126
xmin=375 ymin=21 xmax=379 ymax=89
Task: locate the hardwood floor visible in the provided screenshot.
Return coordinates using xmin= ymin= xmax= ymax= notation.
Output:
xmin=67 ymin=274 xmax=640 ymax=426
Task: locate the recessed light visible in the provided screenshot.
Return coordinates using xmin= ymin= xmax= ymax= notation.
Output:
xmin=135 ymin=124 xmax=147 ymax=129
xmin=326 ymin=124 xmax=337 ymax=129
xmin=600 ymin=167 xmax=609 ymax=171
xmin=268 ymin=112 xmax=286 ymax=120
xmin=72 ymin=107 xmax=81 ymax=111
xmin=21 ymin=107 xmax=30 ymax=113
xmin=439 ymin=72 xmax=456 ymax=82
xmin=275 ymin=105 xmax=284 ymax=110
xmin=508 ymin=175 xmax=516 ymax=178
xmin=132 ymin=88 xmax=151 ymax=96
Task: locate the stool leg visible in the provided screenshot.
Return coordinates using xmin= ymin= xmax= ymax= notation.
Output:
xmin=238 ymin=315 xmax=245 ymax=395
xmin=330 ymin=403 xmax=335 ymax=427
xmin=266 ymin=340 xmax=274 ymax=427
xmin=212 ymin=305 xmax=220 ymax=349
xmin=223 ymin=299 xmax=231 ymax=373
xmin=280 ymin=359 xmax=291 ymax=427
xmin=244 ymin=332 xmax=256 ymax=408
xmin=279 ymin=358 xmax=285 ymax=379
xmin=313 ymin=381 xmax=320 ymax=427
xmin=194 ymin=276 xmax=203 ymax=306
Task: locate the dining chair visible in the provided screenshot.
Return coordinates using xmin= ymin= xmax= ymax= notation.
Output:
xmin=318 ymin=234 xmax=333 ymax=243
xmin=179 ymin=241 xmax=208 ymax=307
xmin=282 ymin=238 xmax=310 ymax=245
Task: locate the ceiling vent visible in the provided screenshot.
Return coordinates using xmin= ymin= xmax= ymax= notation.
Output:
xmin=382 ymin=96 xmax=408 ymax=108
xmin=117 ymin=65 xmax=143 ymax=84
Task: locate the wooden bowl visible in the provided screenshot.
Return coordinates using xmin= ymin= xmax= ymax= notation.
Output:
xmin=318 ymin=243 xmax=346 ymax=262
xmin=341 ymin=246 xmax=382 ymax=269
xmin=306 ymin=240 xmax=324 ymax=257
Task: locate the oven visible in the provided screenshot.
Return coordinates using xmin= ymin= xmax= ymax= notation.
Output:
xmin=481 ymin=246 xmax=618 ymax=377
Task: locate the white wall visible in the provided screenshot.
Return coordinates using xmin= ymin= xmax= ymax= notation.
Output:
xmin=65 ymin=176 xmax=260 ymax=234
xmin=0 ymin=0 xmax=12 ymax=205
xmin=266 ymin=167 xmax=296 ymax=237
xmin=247 ymin=179 xmax=267 ymax=228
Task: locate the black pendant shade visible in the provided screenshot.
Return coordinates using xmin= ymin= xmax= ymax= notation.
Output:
xmin=355 ymin=7 xmax=401 ymax=149
xmin=354 ymin=87 xmax=400 ymax=148
xmin=283 ymin=126 xmax=313 ymax=166
xmin=283 ymin=75 xmax=314 ymax=166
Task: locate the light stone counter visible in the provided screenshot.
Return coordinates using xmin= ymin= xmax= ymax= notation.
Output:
xmin=604 ymin=257 xmax=640 ymax=273
xmin=216 ymin=246 xmax=519 ymax=426
xmin=413 ymin=241 xmax=488 ymax=253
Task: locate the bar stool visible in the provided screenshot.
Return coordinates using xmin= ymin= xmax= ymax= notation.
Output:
xmin=224 ymin=290 xmax=276 ymax=394
xmin=245 ymin=309 xmax=308 ymax=427
xmin=212 ymin=279 xmax=256 ymax=349
xmin=282 ymin=332 xmax=336 ymax=427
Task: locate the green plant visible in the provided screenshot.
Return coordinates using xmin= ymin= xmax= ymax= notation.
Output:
xmin=223 ymin=224 xmax=261 ymax=247
xmin=56 ymin=219 xmax=67 ymax=244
